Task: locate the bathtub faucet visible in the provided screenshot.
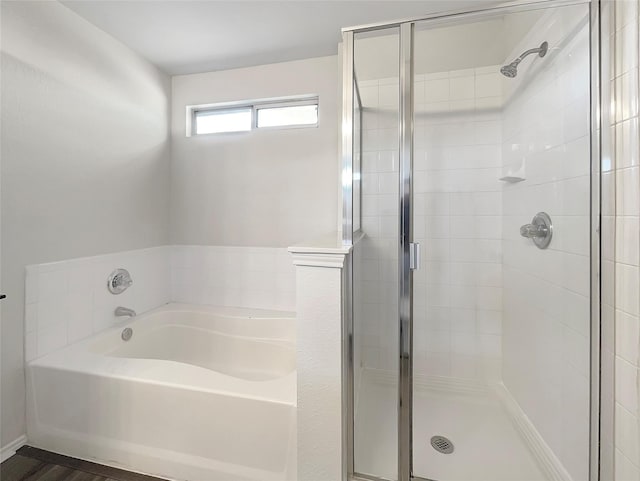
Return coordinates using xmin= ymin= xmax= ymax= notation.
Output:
xmin=114 ymin=306 xmax=136 ymax=318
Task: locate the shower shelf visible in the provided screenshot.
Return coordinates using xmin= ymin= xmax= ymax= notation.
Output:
xmin=499 ymin=176 xmax=526 ymax=183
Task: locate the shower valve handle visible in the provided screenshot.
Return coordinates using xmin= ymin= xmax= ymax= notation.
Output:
xmin=520 ymin=223 xmax=548 ymax=238
xmin=520 ymin=212 xmax=553 ymax=249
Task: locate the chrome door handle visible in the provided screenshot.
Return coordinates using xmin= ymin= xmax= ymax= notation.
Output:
xmin=409 ymin=242 xmax=420 ymax=270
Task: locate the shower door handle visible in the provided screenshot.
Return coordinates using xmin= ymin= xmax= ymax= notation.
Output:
xmin=409 ymin=242 xmax=420 ymax=270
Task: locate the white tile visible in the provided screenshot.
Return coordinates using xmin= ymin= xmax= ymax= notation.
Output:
xmin=450 ymin=308 xmax=475 ymax=333
xmin=616 ymin=167 xmax=640 ymax=217
xmin=475 ymin=263 xmax=502 ymax=287
xmin=616 ymin=117 xmax=640 ymax=169
xmin=615 ymin=357 xmax=639 ymax=414
xmin=616 ymin=20 xmax=639 ymax=76
xmin=475 ymin=120 xmax=501 ymax=145
xmin=450 ymin=76 xmax=475 ymax=100
xmin=377 ymin=151 xmax=398 ymax=172
xmin=425 ymin=78 xmax=449 ymax=103
xmin=616 ymin=263 xmax=640 ymax=316
xmin=378 ymin=84 xmax=398 ymax=107
xmin=476 ymin=286 xmax=502 ymax=311
xmin=378 ymin=173 xmax=398 ymax=195
xmin=615 ymin=68 xmax=639 ymax=122
xmin=477 ymin=310 xmax=502 ymax=335
xmin=37 ymin=323 xmax=67 ymax=357
xmin=615 ymin=402 xmax=640 ymax=466
xmin=359 ymin=86 xmax=378 ymax=108
xmin=615 ymin=448 xmax=640 ymax=481
xmin=475 ymin=73 xmax=502 ymax=98
xmin=378 ymin=128 xmax=398 ymax=150
xmin=477 ymin=334 xmax=501 ymax=357
xmin=451 ymin=332 xmax=476 ymax=355
xmin=616 ymin=310 xmax=640 ymax=366
xmin=36 ymin=268 xmax=69 ymax=329
xmin=450 ymin=193 xmax=475 ymax=216
xmin=616 ymin=216 xmax=640 ymax=266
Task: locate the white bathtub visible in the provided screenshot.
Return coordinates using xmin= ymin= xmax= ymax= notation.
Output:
xmin=26 ymin=304 xmax=297 ymax=481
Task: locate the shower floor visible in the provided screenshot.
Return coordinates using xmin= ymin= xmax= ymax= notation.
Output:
xmin=354 ymin=369 xmax=547 ymax=481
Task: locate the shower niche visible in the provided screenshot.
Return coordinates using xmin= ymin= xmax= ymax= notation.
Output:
xmin=343 ymin=2 xmax=599 ymax=481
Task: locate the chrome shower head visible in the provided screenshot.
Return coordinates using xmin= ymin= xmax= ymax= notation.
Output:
xmin=500 ymin=63 xmax=518 ymax=78
xmin=500 ymin=41 xmax=548 ymax=78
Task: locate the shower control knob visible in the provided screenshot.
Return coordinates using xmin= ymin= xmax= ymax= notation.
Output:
xmin=107 ymin=268 xmax=133 ymax=294
xmin=520 ymin=212 xmax=553 ymax=249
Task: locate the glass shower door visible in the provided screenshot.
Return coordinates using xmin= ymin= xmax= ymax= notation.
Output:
xmin=411 ymin=3 xmax=592 ymax=480
xmin=352 ymin=26 xmax=401 ymax=480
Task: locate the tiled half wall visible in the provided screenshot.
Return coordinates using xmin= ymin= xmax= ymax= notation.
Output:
xmin=24 ymin=245 xmax=295 ymax=362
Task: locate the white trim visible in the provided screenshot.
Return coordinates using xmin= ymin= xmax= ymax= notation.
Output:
xmin=1 ymin=435 xmax=27 ymax=463
xmin=496 ymin=384 xmax=572 ymax=481
xmin=288 ymin=232 xmax=352 ymax=268
xmin=289 ymin=252 xmax=349 ymax=269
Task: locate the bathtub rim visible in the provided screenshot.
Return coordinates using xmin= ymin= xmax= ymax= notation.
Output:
xmin=27 ymin=302 xmax=297 ymax=406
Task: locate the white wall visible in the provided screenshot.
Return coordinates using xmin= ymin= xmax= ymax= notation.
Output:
xmin=170 ymin=56 xmax=339 ymax=248
xmin=0 ymin=1 xmax=171 ymax=449
xmin=500 ymin=6 xmax=591 ymax=480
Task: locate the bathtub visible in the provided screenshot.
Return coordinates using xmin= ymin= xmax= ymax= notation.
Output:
xmin=26 ymin=303 xmax=297 ymax=481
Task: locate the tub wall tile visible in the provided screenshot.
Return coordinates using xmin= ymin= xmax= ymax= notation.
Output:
xmin=170 ymin=245 xmax=296 ymax=312
xmin=25 ymin=246 xmax=172 ymax=361
xmin=25 ymin=244 xmax=295 ymax=361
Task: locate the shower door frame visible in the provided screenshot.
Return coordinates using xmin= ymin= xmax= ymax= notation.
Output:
xmin=342 ymin=1 xmax=608 ymax=480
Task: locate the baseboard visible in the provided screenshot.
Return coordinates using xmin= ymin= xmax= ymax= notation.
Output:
xmin=1 ymin=435 xmax=28 ymax=463
xmin=496 ymin=384 xmax=572 ymax=481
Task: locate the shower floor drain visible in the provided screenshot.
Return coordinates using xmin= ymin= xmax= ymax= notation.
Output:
xmin=430 ymin=435 xmax=454 ymax=454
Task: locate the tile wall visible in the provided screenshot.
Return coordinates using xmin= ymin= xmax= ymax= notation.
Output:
xmin=24 ymin=245 xmax=295 ymax=362
xmin=499 ymin=6 xmax=591 ymax=480
xmin=170 ymin=245 xmax=296 ymax=312
xmin=610 ymin=1 xmax=640 ymax=480
xmin=358 ymin=76 xmax=401 ymax=373
xmin=412 ymin=65 xmax=504 ymax=382
xmin=24 ymin=246 xmax=170 ymax=362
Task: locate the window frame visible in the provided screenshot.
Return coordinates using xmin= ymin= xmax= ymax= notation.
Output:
xmin=187 ymin=96 xmax=319 ymax=137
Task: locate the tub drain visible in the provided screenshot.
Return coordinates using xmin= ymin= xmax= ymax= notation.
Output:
xmin=430 ymin=435 xmax=454 ymax=454
xmin=121 ymin=327 xmax=133 ymax=341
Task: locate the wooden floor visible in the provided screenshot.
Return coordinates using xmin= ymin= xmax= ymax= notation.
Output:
xmin=1 ymin=446 xmax=169 ymax=481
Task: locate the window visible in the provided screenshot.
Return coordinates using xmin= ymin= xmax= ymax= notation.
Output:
xmin=256 ymin=104 xmax=318 ymax=128
xmin=188 ymin=97 xmax=318 ymax=136
xmin=194 ymin=108 xmax=252 ymax=135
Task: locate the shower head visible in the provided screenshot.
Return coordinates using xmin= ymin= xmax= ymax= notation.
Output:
xmin=500 ymin=41 xmax=548 ymax=78
xmin=500 ymin=63 xmax=518 ymax=78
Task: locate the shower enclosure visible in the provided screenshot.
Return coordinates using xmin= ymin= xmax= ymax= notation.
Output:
xmin=342 ymin=1 xmax=605 ymax=480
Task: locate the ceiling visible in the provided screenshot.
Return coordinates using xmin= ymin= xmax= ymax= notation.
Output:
xmin=60 ymin=0 xmax=501 ymax=76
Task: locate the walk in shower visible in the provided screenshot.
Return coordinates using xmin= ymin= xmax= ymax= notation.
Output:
xmin=342 ymin=1 xmax=603 ymax=480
